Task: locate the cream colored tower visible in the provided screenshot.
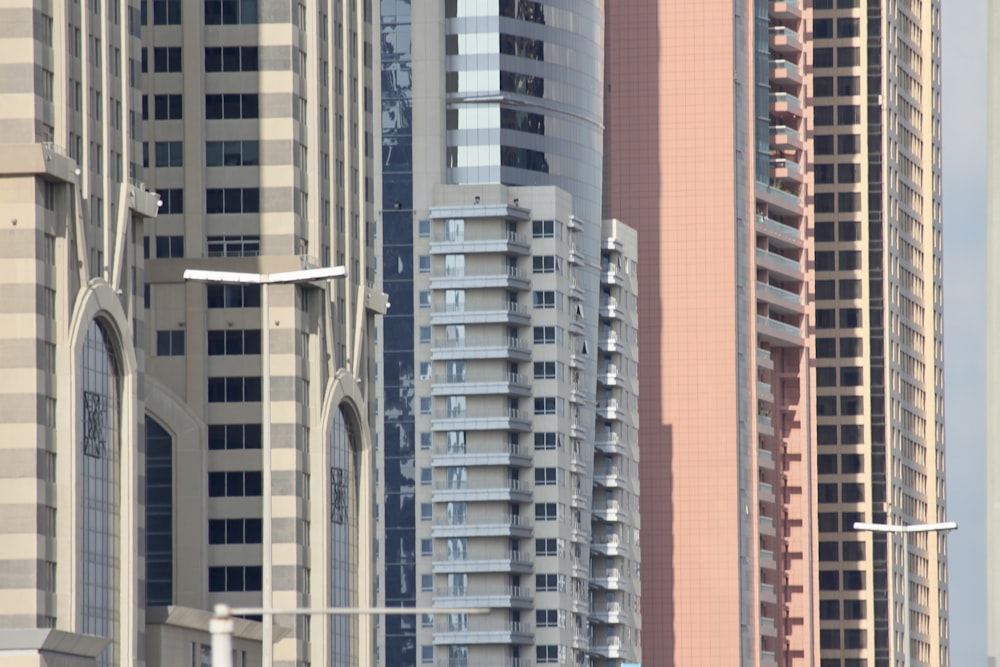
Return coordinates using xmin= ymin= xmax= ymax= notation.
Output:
xmin=0 ymin=1 xmax=158 ymax=666
xmin=139 ymin=1 xmax=383 ymax=666
xmin=810 ymin=1 xmax=948 ymax=665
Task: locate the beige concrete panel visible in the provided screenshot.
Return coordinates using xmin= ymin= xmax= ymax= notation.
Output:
xmin=0 ymin=8 xmax=32 ymax=37
xmin=0 ymin=395 xmax=37 ymax=424
xmin=0 ymin=65 xmax=33 ymax=95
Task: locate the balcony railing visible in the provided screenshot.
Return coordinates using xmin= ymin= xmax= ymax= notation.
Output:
xmin=433 ymin=336 xmax=531 ymax=352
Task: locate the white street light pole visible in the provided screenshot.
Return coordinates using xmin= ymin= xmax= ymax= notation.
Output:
xmin=853 ymin=521 xmax=957 ymax=666
xmin=185 ymin=266 xmax=347 ymax=667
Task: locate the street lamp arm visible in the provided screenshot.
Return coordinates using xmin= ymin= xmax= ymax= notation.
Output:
xmin=853 ymin=520 xmax=958 ymax=534
xmin=183 ymin=266 xmax=347 ymax=285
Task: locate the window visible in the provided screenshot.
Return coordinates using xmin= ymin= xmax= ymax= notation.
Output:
xmin=814 ymin=77 xmax=834 ymax=97
xmin=536 ymin=573 xmax=559 ymax=592
xmin=842 ymin=541 xmax=865 ymax=561
xmin=420 ymin=503 xmax=432 ymax=521
xmin=536 ymin=609 xmax=559 ymax=628
xmin=817 ymin=425 xmax=838 ymax=445
xmin=814 ymin=135 xmax=834 ymax=155
xmin=206 ymin=140 xmax=259 ymax=167
xmin=841 ymin=483 xmax=864 ymax=502
xmin=419 ymin=397 xmax=432 ymax=414
xmin=418 ymin=219 xmax=430 ymax=237
xmin=418 ymin=255 xmax=430 ymax=273
xmin=839 ymin=251 xmax=861 ymax=270
xmin=816 ymin=396 xmax=837 ymax=416
xmin=153 ymin=47 xmax=181 ymax=72
xmin=535 ymin=468 xmax=557 ymax=486
xmin=839 ymin=163 xmax=860 ymax=183
xmin=843 ymin=600 xmax=866 ymax=620
xmin=815 ymin=280 xmax=836 ymax=300
xmin=419 ymin=326 xmax=431 ymax=343
xmin=837 ymin=77 xmax=860 ymax=96
xmin=533 ymin=290 xmax=558 ymax=309
xmin=838 ymin=105 xmax=861 ymax=124
xmin=420 ymin=539 xmax=432 ymax=556
xmin=534 ymin=397 xmax=557 ymax=415
xmin=840 ymin=396 xmax=863 ymax=416
xmin=207 ymin=235 xmax=260 ymax=257
xmin=815 ymin=251 xmax=835 ymax=271
xmin=820 ymin=629 xmax=840 ymax=649
xmin=532 ymin=255 xmax=559 ymax=273
xmin=818 ymin=571 xmax=839 ymax=591
xmin=813 ymin=48 xmax=833 ymax=68
xmin=208 ymin=329 xmax=261 ymax=355
xmin=819 ymin=600 xmax=840 ymax=620
xmin=152 ymin=0 xmax=181 ymax=24
xmin=840 ymin=367 xmax=863 ymax=386
xmin=153 ymin=94 xmax=182 ymax=119
xmin=840 ymin=309 xmax=862 ymax=328
xmin=818 ymin=512 xmax=838 ymax=532
xmin=534 ymin=361 xmax=556 ymax=379
xmin=533 ymin=326 xmax=556 ymax=344
xmin=840 ymin=338 xmax=862 ymax=357
xmin=207 ymin=376 xmax=262 ymax=402
xmin=537 ymin=646 xmax=559 ymax=664
xmin=208 ymin=565 xmax=262 ymax=592
xmin=532 ymin=219 xmax=557 ymax=238
xmin=535 ymin=432 xmax=560 ymax=450
xmin=205 ymin=46 xmax=259 ymax=72
xmin=206 ymin=187 xmax=260 ymax=213
xmin=535 ymin=503 xmax=558 ymax=521
xmin=206 ymin=283 xmax=260 ymax=308
xmin=837 ymin=134 xmax=860 ymax=154
xmin=159 ymin=189 xmax=184 ymax=214
xmin=154 ymin=141 xmax=183 ymax=167
xmin=813 ymin=18 xmax=833 ymax=39
xmin=208 ymin=424 xmax=262 ymax=450
xmin=817 ymin=368 xmax=836 ymax=387
xmin=420 ymin=574 xmax=433 ymax=592
xmin=156 ymin=330 xmax=185 ymax=356
xmin=837 ymin=17 xmax=860 ymax=37
xmin=817 ymin=483 xmax=838 ymax=503
xmin=205 ymin=94 xmax=259 ymax=119
xmin=536 ymin=538 xmax=559 ymax=556
xmin=842 ymin=570 xmax=864 ymax=590
xmin=814 ymin=106 xmax=834 ymax=126
xmin=420 ymin=468 xmax=432 ymax=486
xmin=815 ymin=222 xmax=835 ymax=242
xmin=816 ymin=309 xmax=835 ymax=329
xmin=421 ymin=645 xmax=433 ymax=664
xmin=205 ymin=0 xmax=258 ymax=24
xmin=817 ymin=454 xmax=837 ymax=474
xmin=818 ymin=541 xmax=839 ymax=561
xmin=208 ymin=471 xmax=262 ymax=497
xmin=839 ymin=221 xmax=861 ymax=241
xmin=155 ymin=235 xmax=184 ymax=258
xmin=209 ymin=518 xmax=262 ymax=544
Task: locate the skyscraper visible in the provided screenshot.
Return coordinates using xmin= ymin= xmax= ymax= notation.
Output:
xmin=606 ymin=0 xmax=950 ymax=665
xmin=988 ymin=2 xmax=1000 ymax=665
xmin=0 ymin=1 xmax=381 ymax=666
xmin=605 ymin=0 xmax=817 ymax=664
xmin=138 ymin=0 xmax=382 ymax=665
xmin=0 ymin=2 xmax=157 ymax=665
xmin=809 ymin=1 xmax=947 ymax=665
xmin=379 ymin=2 xmax=641 ymax=666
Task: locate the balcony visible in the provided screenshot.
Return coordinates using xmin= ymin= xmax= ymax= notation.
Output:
xmin=432 ymin=478 xmax=533 ymax=503
xmin=590 ymin=636 xmax=626 ymax=659
xmin=769 ymin=58 xmax=803 ymax=86
xmin=433 ymin=620 xmax=534 ymax=645
xmin=432 ymin=513 xmax=533 ymax=539
xmin=757 ymin=380 xmax=774 ymax=401
xmin=432 ymin=442 xmax=532 ymax=468
xmin=590 ymin=601 xmax=626 ymax=624
xmin=430 ymin=265 xmax=531 ymax=291
xmin=759 ymin=514 xmax=776 ymax=537
xmin=595 ymin=432 xmax=627 ymax=456
xmin=431 ymin=230 xmax=530 ymax=255
xmin=596 ymin=398 xmax=627 ymax=422
xmin=756 ymin=281 xmax=803 ymax=315
xmin=755 ymin=247 xmax=802 ymax=280
xmin=760 ymin=582 xmax=777 ymax=605
xmin=432 ymin=372 xmax=531 ymax=397
xmin=759 ymin=547 xmax=777 ymax=569
xmin=433 ymin=585 xmax=533 ymax=609
xmin=770 ymin=158 xmax=803 ymax=185
xmin=601 ymin=264 xmax=632 ymax=288
xmin=769 ymin=92 xmax=803 ymax=119
xmin=758 ymin=447 xmax=775 ymax=471
xmin=756 ymin=347 xmax=774 ymax=370
xmin=590 ymin=567 xmax=628 ymax=591
xmin=599 ymin=331 xmax=627 ymax=354
xmin=431 ymin=336 xmax=532 ymax=361
xmin=431 ymin=301 xmax=531 ymax=326
xmin=769 ymin=124 xmax=803 ymax=151
xmin=591 ymin=534 xmax=628 ymax=556
xmin=758 ymin=481 xmax=775 ymax=504
xmin=757 ymin=412 xmax=775 ymax=436
xmin=770 ymin=0 xmax=801 ymax=20
xmin=755 ymin=214 xmax=803 ymax=249
xmin=592 ymin=499 xmax=627 ymax=523
xmin=769 ymin=25 xmax=802 ymax=53
xmin=433 ymin=549 xmax=533 ymax=575
xmin=761 ymin=614 xmax=778 ymax=637
xmin=432 ymin=408 xmax=531 ymax=432
xmin=594 ymin=466 xmax=629 ymax=488
xmin=756 ymin=314 xmax=803 ymax=347
xmin=436 ymin=661 xmax=534 ymax=667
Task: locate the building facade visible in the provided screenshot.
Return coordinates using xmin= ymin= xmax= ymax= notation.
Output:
xmin=604 ymin=0 xmax=817 ymax=665
xmin=379 ymin=1 xmax=641 ymax=666
xmin=988 ymin=2 xmax=1000 ymax=665
xmin=0 ymin=1 xmax=158 ymax=665
xmin=809 ymin=1 xmax=948 ymax=665
xmin=138 ymin=0 xmax=383 ymax=665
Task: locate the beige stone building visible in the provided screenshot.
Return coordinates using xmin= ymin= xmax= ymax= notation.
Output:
xmin=0 ymin=0 xmax=382 ymax=665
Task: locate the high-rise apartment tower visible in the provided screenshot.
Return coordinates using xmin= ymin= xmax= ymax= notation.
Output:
xmin=605 ymin=0 xmax=817 ymax=665
xmin=379 ymin=2 xmax=641 ymax=666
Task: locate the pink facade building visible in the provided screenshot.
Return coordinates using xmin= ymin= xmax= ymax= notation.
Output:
xmin=604 ymin=1 xmax=818 ymax=664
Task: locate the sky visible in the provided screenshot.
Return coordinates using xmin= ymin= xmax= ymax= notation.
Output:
xmin=941 ymin=0 xmax=987 ymax=664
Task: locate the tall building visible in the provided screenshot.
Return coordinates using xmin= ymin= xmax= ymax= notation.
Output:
xmin=0 ymin=1 xmax=157 ymax=666
xmin=604 ymin=0 xmax=816 ymax=665
xmin=120 ymin=0 xmax=383 ymax=665
xmin=0 ymin=0 xmax=382 ymax=662
xmin=606 ymin=0 xmax=950 ymax=665
xmin=988 ymin=3 xmax=1000 ymax=665
xmin=808 ymin=2 xmax=947 ymax=665
xmin=379 ymin=2 xmax=641 ymax=666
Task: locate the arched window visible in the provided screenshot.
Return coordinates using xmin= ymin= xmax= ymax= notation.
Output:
xmin=80 ymin=321 xmax=121 ymax=667
xmin=329 ymin=405 xmax=360 ymax=665
xmin=145 ymin=418 xmax=173 ymax=606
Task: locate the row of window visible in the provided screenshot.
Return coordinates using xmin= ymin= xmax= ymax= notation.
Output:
xmin=208 ymin=565 xmax=262 ymax=592
xmin=145 ymin=141 xmax=262 ymax=169
xmin=208 ymin=470 xmax=262 ymax=497
xmin=815 ymin=308 xmax=863 ymax=329
xmin=141 ymin=94 xmax=259 ymax=121
xmin=421 ymin=431 xmax=562 ymax=452
xmin=209 ymin=518 xmax=262 ymax=544
xmin=142 ymin=0 xmax=258 ymax=25
xmin=146 ymin=235 xmax=260 ymax=260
